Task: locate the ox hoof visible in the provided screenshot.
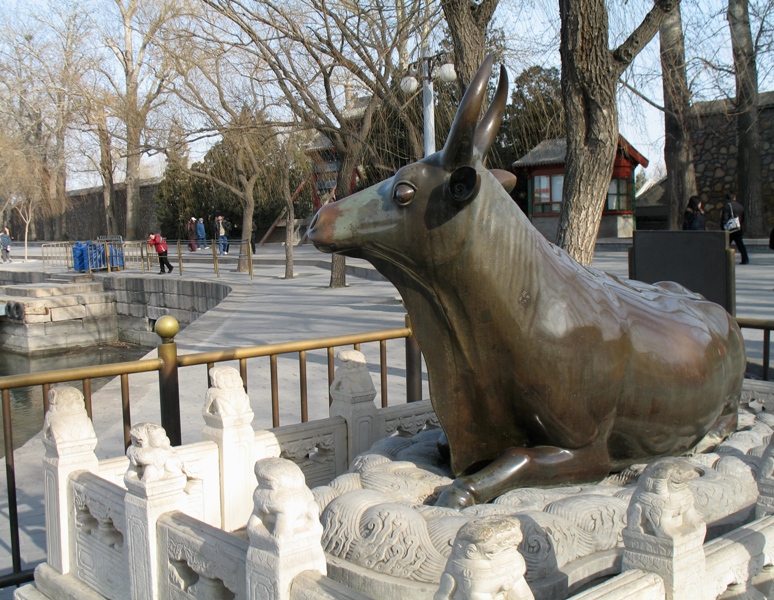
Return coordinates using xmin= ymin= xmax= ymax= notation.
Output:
xmin=435 ymin=483 xmax=476 ymax=510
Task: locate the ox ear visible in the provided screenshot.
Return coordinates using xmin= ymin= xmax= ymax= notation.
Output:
xmin=490 ymin=169 xmax=517 ymax=193
xmin=440 ymin=56 xmax=494 ymax=170
xmin=445 ymin=166 xmax=481 ymax=204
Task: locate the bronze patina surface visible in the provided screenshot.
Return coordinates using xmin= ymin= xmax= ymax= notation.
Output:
xmin=308 ymin=57 xmax=746 ymax=508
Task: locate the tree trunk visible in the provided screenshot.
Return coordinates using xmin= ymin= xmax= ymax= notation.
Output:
xmin=440 ymin=0 xmax=499 ymax=96
xmin=125 ymin=123 xmax=141 ymax=240
xmin=728 ymin=0 xmax=765 ymax=236
xmin=98 ymin=114 xmax=118 ymax=236
xmin=556 ymin=0 xmax=619 ymax=265
xmin=661 ymin=6 xmax=697 ymax=230
xmin=557 ymin=0 xmax=676 ymax=264
xmin=281 ymin=157 xmax=294 ymax=280
xmin=328 ymin=150 xmax=362 ymax=289
xmin=238 ymin=178 xmax=256 ymax=273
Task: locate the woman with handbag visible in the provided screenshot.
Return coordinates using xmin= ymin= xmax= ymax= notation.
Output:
xmin=721 ymin=192 xmax=749 ymax=264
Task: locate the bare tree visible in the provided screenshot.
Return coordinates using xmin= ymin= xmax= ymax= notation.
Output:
xmin=728 ymin=0 xmax=765 ymax=236
xmin=661 ymin=4 xmax=698 ymax=230
xmin=440 ymin=0 xmax=500 ymax=94
xmin=93 ymin=0 xmax=186 ymax=240
xmin=0 ymin=5 xmax=90 ymax=241
xmin=556 ymin=0 xmax=678 ymax=265
xmin=160 ymin=20 xmax=284 ymax=272
xmin=201 ymin=0 xmax=428 ymax=287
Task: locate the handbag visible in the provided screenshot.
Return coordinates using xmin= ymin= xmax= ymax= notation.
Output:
xmin=724 ymin=204 xmax=741 ymax=233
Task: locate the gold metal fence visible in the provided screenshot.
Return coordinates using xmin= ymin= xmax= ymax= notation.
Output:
xmin=736 ymin=317 xmax=774 ymax=380
xmin=0 ymin=316 xmax=422 ymax=589
xmin=42 ymin=239 xmax=254 ymax=279
xmin=40 ymin=242 xmax=74 ymax=271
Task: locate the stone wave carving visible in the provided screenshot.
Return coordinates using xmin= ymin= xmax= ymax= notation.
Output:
xmin=315 ymin=409 xmax=772 ymax=586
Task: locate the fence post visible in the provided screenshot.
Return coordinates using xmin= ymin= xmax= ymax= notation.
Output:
xmin=202 ymin=365 xmax=256 ymax=531
xmin=621 ymin=457 xmax=706 ymax=599
xmin=124 ymin=423 xmax=188 ymax=600
xmin=405 ymin=314 xmax=422 ymax=402
xmin=155 ymin=316 xmax=182 ymax=446
xmin=41 ymin=386 xmax=99 ymax=575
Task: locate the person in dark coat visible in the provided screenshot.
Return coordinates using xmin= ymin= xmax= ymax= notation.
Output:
xmin=186 ymin=217 xmax=197 ymax=251
xmin=721 ymin=192 xmax=749 ymax=264
xmin=682 ymin=196 xmax=706 ymax=231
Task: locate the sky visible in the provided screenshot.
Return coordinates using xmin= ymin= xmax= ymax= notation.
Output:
xmin=3 ymin=0 xmax=771 ymax=189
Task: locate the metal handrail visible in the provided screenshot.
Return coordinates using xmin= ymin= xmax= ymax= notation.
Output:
xmin=736 ymin=317 xmax=774 ymax=381
xmin=0 ymin=318 xmax=422 ymax=590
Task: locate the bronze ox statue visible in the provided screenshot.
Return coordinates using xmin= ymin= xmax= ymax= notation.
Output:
xmin=308 ymin=57 xmax=746 ymax=508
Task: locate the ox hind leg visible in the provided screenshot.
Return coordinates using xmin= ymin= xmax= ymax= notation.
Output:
xmin=435 ymin=441 xmax=612 ymax=509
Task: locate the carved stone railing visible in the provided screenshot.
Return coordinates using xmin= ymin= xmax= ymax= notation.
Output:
xmin=70 ymin=472 xmax=128 ymax=600
xmin=158 ymin=511 xmax=248 ymax=599
xmin=20 ymin=359 xmax=774 ymax=600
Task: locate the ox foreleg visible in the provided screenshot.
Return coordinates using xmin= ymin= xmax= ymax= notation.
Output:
xmin=435 ymin=442 xmax=612 ymax=509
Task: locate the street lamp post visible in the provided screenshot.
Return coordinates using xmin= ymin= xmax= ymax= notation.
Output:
xmin=400 ymin=51 xmax=457 ymax=157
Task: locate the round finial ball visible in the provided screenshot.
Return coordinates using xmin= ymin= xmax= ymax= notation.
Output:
xmin=155 ymin=315 xmax=179 ymax=339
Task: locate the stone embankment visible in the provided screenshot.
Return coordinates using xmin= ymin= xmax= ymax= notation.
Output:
xmin=0 ymin=272 xmax=231 ymax=353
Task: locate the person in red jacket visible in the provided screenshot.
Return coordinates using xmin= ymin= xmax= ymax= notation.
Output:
xmin=148 ymin=233 xmax=174 ymax=274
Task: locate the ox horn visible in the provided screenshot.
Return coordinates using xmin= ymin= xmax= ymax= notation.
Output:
xmin=473 ymin=65 xmax=508 ymax=159
xmin=440 ymin=55 xmax=494 ymax=169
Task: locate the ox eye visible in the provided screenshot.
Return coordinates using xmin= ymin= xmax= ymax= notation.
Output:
xmin=393 ymin=183 xmax=415 ymax=206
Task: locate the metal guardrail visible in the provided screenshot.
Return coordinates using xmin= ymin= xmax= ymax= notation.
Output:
xmin=0 ymin=316 xmax=421 ymax=589
xmin=40 ymin=242 xmax=74 ymax=271
xmin=736 ymin=317 xmax=774 ymax=381
xmin=42 ymin=238 xmax=255 ymax=279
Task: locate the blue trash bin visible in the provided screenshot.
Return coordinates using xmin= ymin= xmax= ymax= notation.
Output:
xmin=109 ymin=245 xmax=124 ymax=268
xmin=72 ymin=242 xmax=88 ymax=272
xmin=87 ymin=242 xmax=106 ymax=270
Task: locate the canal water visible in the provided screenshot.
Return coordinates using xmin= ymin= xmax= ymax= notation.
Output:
xmin=0 ymin=343 xmax=152 ymax=458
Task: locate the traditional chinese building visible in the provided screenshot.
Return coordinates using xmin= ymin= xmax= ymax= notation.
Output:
xmin=512 ymin=136 xmax=649 ymax=240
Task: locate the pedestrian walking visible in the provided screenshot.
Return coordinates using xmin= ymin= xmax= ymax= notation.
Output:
xmin=0 ymin=227 xmax=11 ymax=263
xmin=214 ymin=215 xmax=231 ymax=255
xmin=186 ymin=217 xmax=197 ymax=252
xmin=196 ymin=217 xmax=208 ymax=249
xmin=721 ymin=192 xmax=749 ymax=264
xmin=148 ymin=233 xmax=174 ymax=274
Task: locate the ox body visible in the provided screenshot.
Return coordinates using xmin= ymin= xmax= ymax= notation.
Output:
xmin=308 ymin=58 xmax=746 ymax=508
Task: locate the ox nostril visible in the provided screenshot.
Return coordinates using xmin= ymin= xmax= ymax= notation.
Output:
xmin=309 ymin=212 xmax=320 ymax=232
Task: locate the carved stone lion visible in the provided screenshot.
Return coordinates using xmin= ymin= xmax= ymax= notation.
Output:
xmin=43 ymin=385 xmax=96 ymax=444
xmin=204 ymin=365 xmax=251 ymax=417
xmin=249 ymin=457 xmax=321 ymax=540
xmin=626 ymin=457 xmax=703 ymax=539
xmin=125 ymin=422 xmax=185 ymax=483
xmin=435 ymin=515 xmax=534 ymax=600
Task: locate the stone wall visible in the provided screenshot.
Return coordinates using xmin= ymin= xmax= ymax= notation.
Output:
xmin=0 ymin=283 xmax=118 ymax=354
xmin=0 ymin=272 xmax=231 ymax=350
xmin=690 ymin=92 xmax=774 ymax=228
xmin=98 ymin=276 xmax=231 ymax=346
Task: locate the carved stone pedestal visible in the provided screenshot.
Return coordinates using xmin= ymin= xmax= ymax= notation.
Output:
xmin=246 ymin=458 xmax=326 ymax=600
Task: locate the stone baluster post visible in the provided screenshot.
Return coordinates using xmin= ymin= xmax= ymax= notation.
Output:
xmin=202 ymin=365 xmax=256 ymax=531
xmin=246 ymin=458 xmax=326 ymax=600
xmin=328 ymin=350 xmax=380 ymax=466
xmin=756 ymin=437 xmax=774 ymax=518
xmin=41 ymin=386 xmax=99 ymax=575
xmin=124 ymin=423 xmax=189 ymax=600
xmin=434 ymin=515 xmax=535 ymax=600
xmin=621 ymin=457 xmax=707 ymax=600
